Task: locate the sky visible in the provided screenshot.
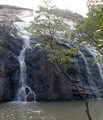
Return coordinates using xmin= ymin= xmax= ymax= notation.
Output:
xmin=0 ymin=0 xmax=88 ymax=17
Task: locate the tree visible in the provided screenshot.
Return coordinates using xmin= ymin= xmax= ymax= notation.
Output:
xmin=93 ymin=6 xmax=103 ymax=48
xmin=87 ymin=0 xmax=102 ymax=8
xmin=70 ymin=4 xmax=103 ymax=46
xmin=70 ymin=0 xmax=103 ymax=45
xmin=91 ymin=5 xmax=103 ymax=63
xmin=70 ymin=0 xmax=103 ymax=64
xmin=26 ymin=0 xmax=92 ymax=119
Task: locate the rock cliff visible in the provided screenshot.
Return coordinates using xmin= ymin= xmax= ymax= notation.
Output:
xmin=0 ymin=5 xmax=103 ymax=103
xmin=0 ymin=5 xmax=33 ymax=102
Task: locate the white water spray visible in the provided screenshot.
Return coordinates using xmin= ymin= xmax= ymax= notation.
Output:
xmin=87 ymin=47 xmax=103 ymax=83
xmin=78 ymin=48 xmax=101 ymax=98
xmin=15 ymin=22 xmax=36 ymax=102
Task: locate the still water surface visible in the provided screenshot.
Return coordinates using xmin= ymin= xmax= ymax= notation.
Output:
xmin=0 ymin=99 xmax=103 ymax=120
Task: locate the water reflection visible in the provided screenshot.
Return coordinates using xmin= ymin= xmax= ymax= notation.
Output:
xmin=0 ymin=100 xmax=103 ymax=120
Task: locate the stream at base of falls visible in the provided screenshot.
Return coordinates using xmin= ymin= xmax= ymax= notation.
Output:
xmin=0 ymin=99 xmax=103 ymax=120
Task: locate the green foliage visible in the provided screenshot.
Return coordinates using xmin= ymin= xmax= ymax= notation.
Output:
xmin=70 ymin=0 xmax=103 ymax=65
xmin=92 ymin=53 xmax=102 ymax=66
xmin=26 ymin=0 xmax=77 ymax=66
xmin=47 ymin=46 xmax=78 ymax=65
xmin=26 ymin=0 xmax=69 ymax=41
xmin=26 ymin=2 xmax=92 ymax=119
xmin=76 ymin=79 xmax=80 ymax=82
xmin=92 ymin=6 xmax=103 ymax=53
xmin=70 ymin=4 xmax=103 ymax=46
xmin=70 ymin=18 xmax=97 ymax=46
xmin=87 ymin=0 xmax=103 ymax=9
xmin=68 ymin=0 xmax=103 ymax=68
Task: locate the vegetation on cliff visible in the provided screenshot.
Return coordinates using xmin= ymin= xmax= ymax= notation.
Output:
xmin=70 ymin=0 xmax=103 ymax=63
xmin=26 ymin=0 xmax=92 ymax=119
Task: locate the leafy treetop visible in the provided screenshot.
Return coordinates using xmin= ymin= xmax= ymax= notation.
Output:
xmin=26 ymin=0 xmax=78 ymax=65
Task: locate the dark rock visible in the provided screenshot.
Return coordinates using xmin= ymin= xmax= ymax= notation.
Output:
xmin=0 ymin=76 xmax=13 ymax=102
xmin=0 ymin=5 xmax=33 ymax=102
xmin=25 ymin=42 xmax=103 ymax=101
xmin=0 ymin=4 xmax=103 ymax=103
xmin=26 ymin=93 xmax=35 ymax=101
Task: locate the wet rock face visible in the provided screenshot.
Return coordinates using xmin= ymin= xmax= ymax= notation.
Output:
xmin=25 ymin=43 xmax=103 ymax=101
xmin=0 ymin=28 xmax=20 ymax=102
xmin=25 ymin=45 xmax=72 ymax=101
xmin=70 ymin=47 xmax=103 ymax=99
xmin=0 ymin=5 xmax=32 ymax=102
xmin=0 ymin=5 xmax=103 ymax=102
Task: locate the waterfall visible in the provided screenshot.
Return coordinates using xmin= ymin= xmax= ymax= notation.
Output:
xmin=78 ymin=48 xmax=101 ymax=98
xmin=15 ymin=22 xmax=36 ymax=102
xmin=78 ymin=49 xmax=90 ymax=75
xmin=87 ymin=47 xmax=103 ymax=82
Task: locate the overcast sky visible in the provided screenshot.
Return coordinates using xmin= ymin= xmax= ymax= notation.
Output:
xmin=0 ymin=0 xmax=88 ymax=17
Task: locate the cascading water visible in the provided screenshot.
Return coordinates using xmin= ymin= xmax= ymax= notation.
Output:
xmin=87 ymin=47 xmax=103 ymax=82
xmin=78 ymin=49 xmax=90 ymax=75
xmin=78 ymin=48 xmax=101 ymax=98
xmin=15 ymin=22 xmax=36 ymax=102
